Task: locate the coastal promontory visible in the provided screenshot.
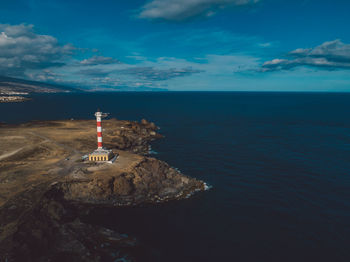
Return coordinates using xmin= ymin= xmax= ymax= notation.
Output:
xmin=0 ymin=118 xmax=205 ymax=261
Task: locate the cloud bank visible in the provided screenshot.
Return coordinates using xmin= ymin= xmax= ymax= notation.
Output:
xmin=80 ymin=55 xmax=121 ymax=66
xmin=118 ymin=66 xmax=203 ymax=81
xmin=262 ymin=40 xmax=350 ymax=72
xmin=0 ymin=23 xmax=204 ymax=89
xmin=139 ymin=0 xmax=260 ymax=21
xmin=0 ymin=24 xmax=74 ymax=76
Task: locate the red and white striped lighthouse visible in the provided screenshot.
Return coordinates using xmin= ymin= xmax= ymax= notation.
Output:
xmin=95 ymin=110 xmax=108 ymax=149
xmin=95 ymin=111 xmax=103 ymax=149
xmin=89 ymin=110 xmax=115 ymax=162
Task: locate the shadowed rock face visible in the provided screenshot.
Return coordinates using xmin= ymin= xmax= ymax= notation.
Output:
xmin=0 ymin=118 xmax=206 ymax=261
xmin=0 ymin=186 xmax=143 ymax=262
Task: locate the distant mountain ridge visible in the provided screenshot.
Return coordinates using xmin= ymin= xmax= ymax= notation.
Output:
xmin=88 ymin=85 xmax=168 ymax=92
xmin=0 ymin=76 xmax=168 ymax=93
xmin=0 ymin=76 xmax=79 ymax=94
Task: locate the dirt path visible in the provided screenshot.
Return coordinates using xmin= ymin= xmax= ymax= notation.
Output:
xmin=26 ymin=131 xmax=86 ymax=177
xmin=0 ymin=147 xmax=24 ymax=161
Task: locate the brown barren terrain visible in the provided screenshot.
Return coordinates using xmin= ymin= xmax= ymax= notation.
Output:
xmin=0 ymin=119 xmax=205 ymax=261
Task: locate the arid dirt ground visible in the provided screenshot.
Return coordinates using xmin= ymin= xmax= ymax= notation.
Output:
xmin=0 ymin=118 xmax=172 ymax=206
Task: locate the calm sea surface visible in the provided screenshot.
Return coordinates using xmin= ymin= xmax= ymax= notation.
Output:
xmin=1 ymin=92 xmax=350 ymax=261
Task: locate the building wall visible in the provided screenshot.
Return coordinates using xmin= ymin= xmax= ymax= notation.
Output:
xmin=89 ymin=153 xmax=114 ymax=161
xmin=89 ymin=154 xmax=110 ymax=161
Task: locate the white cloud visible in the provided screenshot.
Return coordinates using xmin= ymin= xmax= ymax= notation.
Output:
xmin=0 ymin=24 xmax=74 ymax=76
xmin=26 ymin=69 xmax=63 ymax=82
xmin=139 ymin=0 xmax=260 ymax=21
xmin=262 ymin=40 xmax=350 ymax=72
xmin=80 ymin=55 xmax=121 ymax=66
xmin=117 ymin=66 xmax=203 ymax=81
xmin=258 ymin=42 xmax=272 ymax=48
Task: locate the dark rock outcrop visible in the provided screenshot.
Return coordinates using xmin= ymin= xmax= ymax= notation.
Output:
xmin=0 ymin=186 xmax=143 ymax=262
xmin=58 ymin=157 xmax=205 ymax=206
xmin=106 ymin=120 xmax=161 ymax=155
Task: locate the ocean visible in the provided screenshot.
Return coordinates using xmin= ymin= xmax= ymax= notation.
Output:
xmin=1 ymin=92 xmax=350 ymax=261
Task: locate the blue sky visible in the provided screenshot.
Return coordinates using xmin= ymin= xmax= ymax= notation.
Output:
xmin=0 ymin=0 xmax=350 ymax=91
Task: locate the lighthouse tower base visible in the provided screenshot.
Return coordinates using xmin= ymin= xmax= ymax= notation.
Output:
xmin=89 ymin=148 xmax=115 ymax=162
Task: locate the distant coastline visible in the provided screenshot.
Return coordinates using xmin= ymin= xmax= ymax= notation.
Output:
xmin=0 ymin=75 xmax=169 ymax=94
xmin=0 ymin=95 xmax=30 ymax=103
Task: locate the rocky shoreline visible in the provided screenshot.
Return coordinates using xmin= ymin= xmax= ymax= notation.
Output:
xmin=59 ymin=157 xmax=204 ymax=206
xmin=0 ymin=118 xmax=206 ymax=261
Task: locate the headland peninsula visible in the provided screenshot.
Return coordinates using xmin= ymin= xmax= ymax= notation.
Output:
xmin=0 ymin=118 xmax=206 ymax=261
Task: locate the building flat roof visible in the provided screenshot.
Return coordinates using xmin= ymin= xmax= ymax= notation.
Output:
xmin=89 ymin=149 xmax=113 ymax=155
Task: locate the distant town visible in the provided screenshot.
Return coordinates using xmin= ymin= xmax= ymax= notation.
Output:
xmin=0 ymin=95 xmax=29 ymax=103
xmin=0 ymin=75 xmax=76 ymax=102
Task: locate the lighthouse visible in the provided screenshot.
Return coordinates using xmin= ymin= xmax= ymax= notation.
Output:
xmin=95 ymin=111 xmax=105 ymax=149
xmin=88 ymin=109 xmax=115 ymax=162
